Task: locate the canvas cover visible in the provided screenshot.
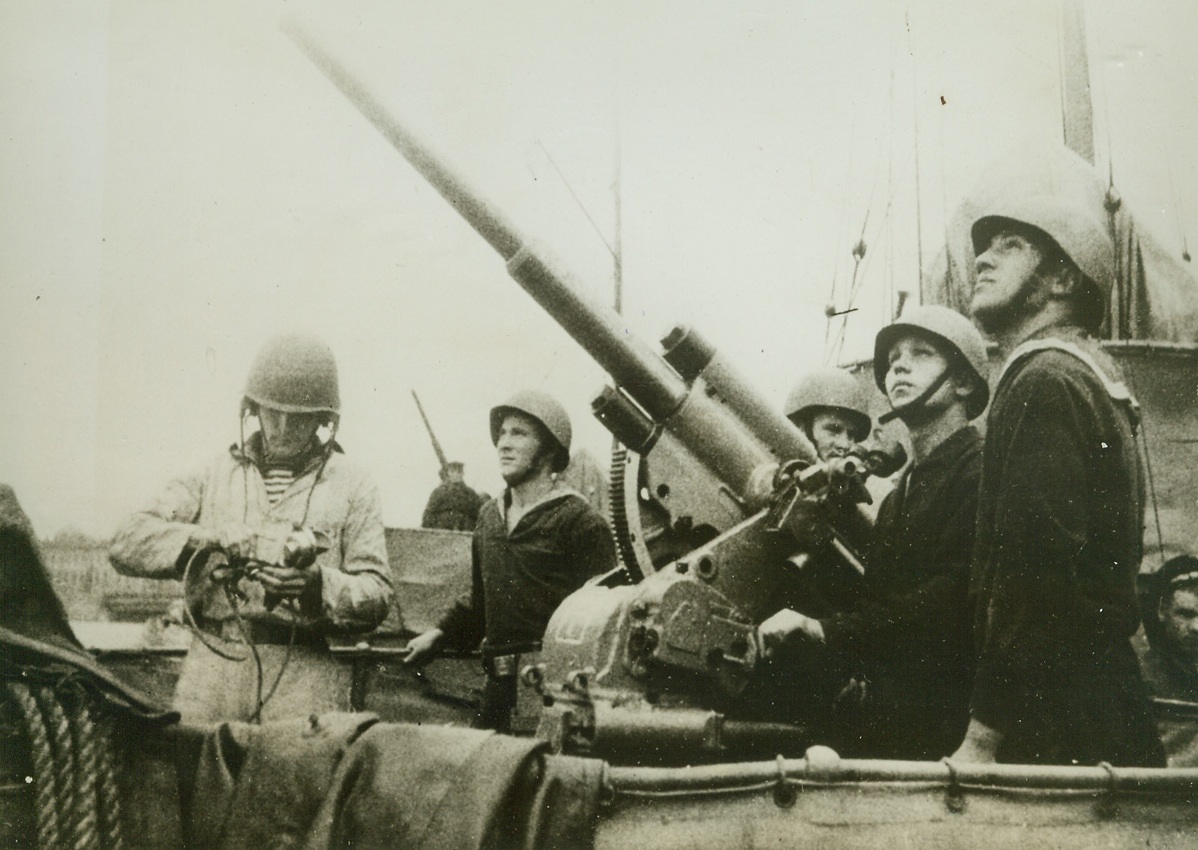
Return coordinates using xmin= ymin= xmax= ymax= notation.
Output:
xmin=380 ymin=526 xmax=473 ymax=635
xmin=922 ymin=143 xmax=1198 ymax=343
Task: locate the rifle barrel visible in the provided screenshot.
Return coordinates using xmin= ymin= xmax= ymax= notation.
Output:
xmin=411 ymin=390 xmax=450 ymax=472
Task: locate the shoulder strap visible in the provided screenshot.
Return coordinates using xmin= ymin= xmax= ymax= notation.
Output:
xmin=999 ymin=338 xmax=1141 ymax=432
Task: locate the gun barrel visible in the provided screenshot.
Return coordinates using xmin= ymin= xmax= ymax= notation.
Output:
xmin=284 ymin=19 xmax=688 ymax=421
xmin=662 ymin=325 xmax=817 ymax=466
xmin=283 ymin=20 xmax=521 ymax=261
xmin=287 ymin=20 xmax=785 ymax=502
xmin=592 ymin=386 xmax=659 ymax=454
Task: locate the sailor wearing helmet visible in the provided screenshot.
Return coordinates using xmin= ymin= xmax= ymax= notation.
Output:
xmin=783 ymin=367 xmax=874 ymax=463
xmin=403 ymin=390 xmax=616 ymax=732
xmin=951 ymin=197 xmax=1165 ymax=766
xmin=109 ymin=332 xmax=393 ymax=723
xmin=775 ymin=366 xmax=879 ymax=615
xmin=760 ymin=306 xmax=988 ymax=760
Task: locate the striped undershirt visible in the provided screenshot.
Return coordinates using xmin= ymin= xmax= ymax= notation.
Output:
xmin=261 ymin=467 xmax=296 ymax=506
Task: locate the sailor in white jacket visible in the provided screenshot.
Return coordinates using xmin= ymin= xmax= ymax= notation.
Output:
xmin=110 ymin=333 xmax=392 ymax=723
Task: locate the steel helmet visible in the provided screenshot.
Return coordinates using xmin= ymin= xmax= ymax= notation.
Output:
xmin=970 ymin=195 xmax=1113 ymax=326
xmin=243 ymin=333 xmax=340 ymax=416
xmin=490 ymin=389 xmax=572 ymax=473
xmin=873 ymin=305 xmax=990 ymax=420
xmin=784 ymin=368 xmax=872 ymax=442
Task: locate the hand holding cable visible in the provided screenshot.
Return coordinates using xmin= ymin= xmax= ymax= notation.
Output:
xmin=252 ymin=527 xmax=327 ymax=602
xmin=186 ymin=523 xmax=255 ymax=560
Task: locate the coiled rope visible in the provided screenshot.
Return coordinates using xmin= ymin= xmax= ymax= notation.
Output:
xmin=5 ymin=679 xmax=124 ymax=850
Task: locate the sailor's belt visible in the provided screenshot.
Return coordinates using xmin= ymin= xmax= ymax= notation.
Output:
xmin=217 ymin=619 xmax=325 ymax=648
xmin=483 ymin=653 xmax=521 ymax=679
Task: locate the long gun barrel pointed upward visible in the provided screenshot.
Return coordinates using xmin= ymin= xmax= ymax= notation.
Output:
xmin=281 ymin=18 xmax=687 ymax=421
xmin=283 ymin=19 xmax=815 ymax=504
xmin=281 ymin=19 xmax=523 ymax=260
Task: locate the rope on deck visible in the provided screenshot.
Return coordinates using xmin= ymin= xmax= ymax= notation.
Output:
xmin=95 ymin=711 xmax=125 ymax=850
xmin=5 ymin=680 xmax=124 ymax=850
xmin=6 ymin=683 xmax=61 ymax=850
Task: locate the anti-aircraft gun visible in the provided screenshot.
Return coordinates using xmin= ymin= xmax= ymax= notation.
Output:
xmin=286 ymin=22 xmax=883 ymax=764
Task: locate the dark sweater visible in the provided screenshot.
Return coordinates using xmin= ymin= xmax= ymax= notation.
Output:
xmin=822 ymin=425 xmax=981 ymax=759
xmin=421 ymin=481 xmax=484 ymax=531
xmin=969 ymin=327 xmax=1164 ymax=766
xmin=437 ymin=489 xmax=616 ymax=652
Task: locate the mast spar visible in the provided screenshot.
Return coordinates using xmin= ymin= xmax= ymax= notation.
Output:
xmin=1059 ymin=0 xmax=1096 ymax=165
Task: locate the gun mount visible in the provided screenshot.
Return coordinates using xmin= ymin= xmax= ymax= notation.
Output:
xmin=287 ymin=21 xmax=876 ymax=764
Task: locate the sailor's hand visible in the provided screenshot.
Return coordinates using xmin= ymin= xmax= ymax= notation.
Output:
xmin=188 ymin=524 xmax=255 ymax=559
xmin=855 ymin=429 xmax=908 ymax=478
xmin=402 ymin=628 xmax=445 ymax=666
xmin=950 ymin=718 xmax=1002 ymax=763
xmin=758 ymin=609 xmax=825 ymax=659
xmin=833 ymin=677 xmax=868 ymax=711
xmin=254 ymin=562 xmax=320 ymax=599
xmin=283 ymin=527 xmax=325 ymax=568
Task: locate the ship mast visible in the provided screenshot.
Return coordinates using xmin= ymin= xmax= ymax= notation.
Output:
xmin=1059 ymin=0 xmax=1096 ymax=164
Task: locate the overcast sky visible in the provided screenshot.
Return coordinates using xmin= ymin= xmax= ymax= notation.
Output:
xmin=2 ymin=0 xmax=1196 ymax=538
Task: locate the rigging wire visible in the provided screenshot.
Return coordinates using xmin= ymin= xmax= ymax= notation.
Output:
xmin=1088 ymin=14 xmax=1129 ymax=339
xmin=1123 ymin=370 xmax=1168 ymax=569
xmin=1140 ymin=419 xmax=1168 ymax=570
xmin=1167 ymin=158 xmax=1193 ymax=262
xmin=1083 ymin=10 xmax=1172 ymax=559
xmin=1055 ymin=6 xmax=1070 ymax=158
xmin=826 ymin=42 xmax=900 ymax=364
xmin=1057 ymin=0 xmax=1097 ymax=165
xmin=926 ymin=86 xmax=961 ymax=316
xmin=534 ymin=140 xmax=617 ymax=260
xmin=885 ymin=42 xmax=899 ymax=323
xmin=834 ymin=69 xmax=899 ymax=364
xmin=824 ymin=120 xmax=860 ymax=362
xmin=907 ymin=13 xmax=925 ymax=288
xmin=1091 ymin=14 xmax=1117 ymax=191
xmin=937 ymin=87 xmax=953 ymax=282
xmin=831 ymin=191 xmax=898 ymax=363
xmin=829 ymin=181 xmax=900 ymax=363
xmin=885 ymin=222 xmax=895 ymax=324
xmin=823 ymin=248 xmax=841 ymax=355
xmin=828 ymin=212 xmax=870 ymax=365
xmin=1073 ymin=0 xmax=1122 ymax=336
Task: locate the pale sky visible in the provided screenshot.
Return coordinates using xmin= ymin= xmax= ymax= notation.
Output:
xmin=2 ymin=0 xmax=1196 ymax=537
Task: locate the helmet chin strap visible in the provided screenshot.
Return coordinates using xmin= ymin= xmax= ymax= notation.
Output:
xmin=245 ymin=407 xmax=338 ymax=457
xmin=241 ymin=406 xmax=339 ymax=525
xmin=877 ymin=367 xmax=953 ymax=425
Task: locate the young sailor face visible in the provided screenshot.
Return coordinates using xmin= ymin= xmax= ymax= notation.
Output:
xmin=970 ymin=229 xmax=1049 ymax=333
xmin=1161 ymin=587 xmax=1198 ymax=661
xmin=884 ymin=333 xmax=954 ymax=412
xmin=259 ymin=406 xmax=321 ymax=462
xmin=496 ymin=413 xmax=551 ymax=486
xmin=808 ymin=410 xmax=860 ymax=460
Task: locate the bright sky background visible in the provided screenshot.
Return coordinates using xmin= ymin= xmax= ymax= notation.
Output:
xmin=2 ymin=0 xmax=1196 ymax=538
